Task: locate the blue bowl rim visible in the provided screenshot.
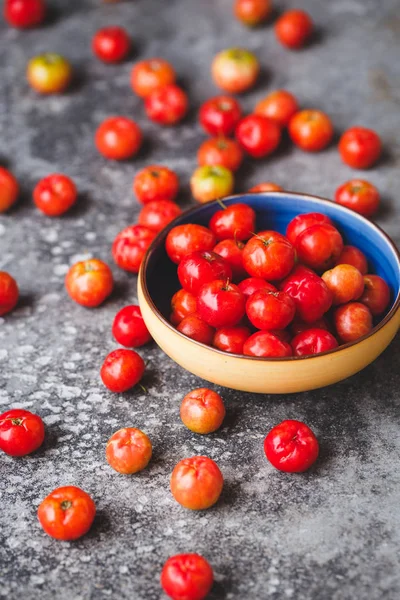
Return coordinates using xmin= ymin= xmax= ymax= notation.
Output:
xmin=140 ymin=191 xmax=400 ymax=362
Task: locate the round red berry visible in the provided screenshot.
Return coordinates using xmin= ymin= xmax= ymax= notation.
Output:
xmin=264 ymin=420 xmax=319 ymax=472
xmin=0 ymin=409 xmax=45 ymax=456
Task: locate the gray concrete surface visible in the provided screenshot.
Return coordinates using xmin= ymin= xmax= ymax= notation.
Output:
xmin=0 ymin=0 xmax=399 ymax=598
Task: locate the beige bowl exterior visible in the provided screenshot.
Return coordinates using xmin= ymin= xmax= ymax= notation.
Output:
xmin=138 ymin=277 xmax=400 ymax=394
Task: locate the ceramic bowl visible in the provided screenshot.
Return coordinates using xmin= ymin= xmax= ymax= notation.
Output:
xmin=138 ymin=192 xmax=400 ymax=394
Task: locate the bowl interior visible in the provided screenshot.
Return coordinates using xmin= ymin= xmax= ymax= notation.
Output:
xmin=145 ymin=193 xmax=400 ymax=325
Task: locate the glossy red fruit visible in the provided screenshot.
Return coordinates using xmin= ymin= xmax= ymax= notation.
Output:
xmin=100 ymin=349 xmax=145 ymax=393
xmin=243 ymin=331 xmax=293 ymax=357
xmin=4 ymin=0 xmax=46 ymax=28
xmin=170 ymin=289 xmax=197 ymax=325
xmin=338 ymin=127 xmax=382 ymax=169
xmin=209 ymin=203 xmax=256 ymax=241
xmin=92 ymin=26 xmax=131 ymax=63
xmin=197 ymin=137 xmax=243 ymax=172
xmin=246 ymin=289 xmax=296 ymax=330
xmin=0 ymin=409 xmax=45 ymax=456
xmin=106 ymin=427 xmax=152 ymax=474
xmin=238 ymin=277 xmax=276 ymax=298
xmin=334 ymin=302 xmax=373 ymax=343
xmin=274 ymin=10 xmax=313 ymax=49
xmin=213 ymin=239 xmax=247 ymax=281
xmin=199 ymin=95 xmax=242 ymax=137
xmin=0 ymin=271 xmax=19 ymax=316
xmin=145 ymin=84 xmax=188 ymax=125
xmin=131 ymin=58 xmax=176 ymax=98
xmin=180 ymin=388 xmax=225 ymax=434
xmin=243 ymin=231 xmax=295 ymax=281
xmin=37 ymin=486 xmax=96 ymax=541
xmin=289 ymin=110 xmax=333 ymax=151
xmin=161 ymin=553 xmax=214 ymax=600
xmin=138 ymin=200 xmax=181 ymax=232
xmin=249 ymin=182 xmax=283 ymax=193
xmin=177 ymin=314 xmax=215 ymax=344
xmin=213 ymin=325 xmax=251 ymax=354
xmin=178 ymin=251 xmax=232 ymax=295
xmin=133 ymin=165 xmax=179 ymax=204
xmin=335 ymin=180 xmax=380 ymax=217
xmin=322 ymin=264 xmax=364 ymax=305
xmin=65 ymin=259 xmax=113 ymax=308
xmin=33 ymin=174 xmax=77 ymax=216
xmin=112 ymin=305 xmax=151 ymax=347
xmin=280 ymin=265 xmax=333 ymax=323
xmin=112 ymin=225 xmax=157 ymax=273
xmin=295 ymin=223 xmax=343 ymax=271
xmin=170 ymin=456 xmax=223 ymax=510
xmin=234 ymin=0 xmax=272 ymax=27
xmin=286 ymin=212 xmax=333 ymax=246
xmin=291 ymin=328 xmax=338 ymax=356
xmin=236 ymin=114 xmax=281 ymax=158
xmin=0 ymin=167 xmax=19 ymax=212
xmin=95 ymin=117 xmax=142 ymax=160
xmin=166 ymin=224 xmax=216 ymax=264
xmin=335 ymin=245 xmax=368 ymax=275
xmin=255 ymin=90 xmax=299 ymax=128
xmin=360 ymin=275 xmax=390 ymax=316
xmin=264 ymin=420 xmax=319 ymax=472
xmin=197 ymin=280 xmax=245 ymax=328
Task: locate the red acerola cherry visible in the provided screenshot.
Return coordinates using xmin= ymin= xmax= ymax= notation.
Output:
xmin=0 ymin=271 xmax=19 ymax=316
xmin=359 ymin=274 xmax=391 ymax=316
xmin=138 ymin=200 xmax=182 ymax=233
xmin=338 ymin=126 xmax=382 ymax=169
xmin=291 ymin=328 xmax=338 ymax=356
xmin=4 ymin=0 xmax=46 ymax=29
xmin=0 ymin=409 xmax=45 ymax=456
xmin=176 ymin=315 xmax=215 ymax=345
xmin=170 ymin=289 xmax=197 ymax=325
xmin=112 ymin=305 xmax=151 ymax=347
xmin=295 ymin=223 xmax=344 ymax=272
xmin=170 ymin=456 xmax=223 ymax=510
xmin=166 ymin=225 xmax=216 ymax=264
xmin=274 ymin=10 xmax=314 ymax=49
xmin=236 ymin=114 xmax=281 ymax=158
xmin=243 ymin=331 xmax=293 ymax=357
xmin=335 ymin=245 xmax=368 ymax=275
xmin=112 ymin=225 xmax=157 ymax=273
xmin=199 ymin=95 xmax=242 ymax=137
xmin=92 ymin=26 xmax=131 ymax=63
xmin=161 ymin=553 xmax=214 ymax=600
xmin=209 ymin=203 xmax=256 ymax=241
xmin=197 ymin=280 xmax=246 ymax=328
xmin=213 ymin=325 xmax=251 ymax=354
xmin=264 ymin=420 xmax=319 ymax=472
xmin=100 ymin=349 xmax=145 ymax=393
xmin=213 ymin=239 xmax=247 ymax=281
xmin=177 ymin=251 xmax=232 ymax=295
xmin=246 ymin=289 xmax=296 ymax=330
xmin=286 ymin=212 xmax=333 ymax=246
xmin=322 ymin=264 xmax=364 ymax=305
xmin=238 ymin=277 xmax=277 ymax=298
xmin=334 ymin=302 xmax=373 ymax=343
xmin=280 ymin=265 xmax=333 ymax=323
xmin=243 ymin=231 xmax=295 ymax=281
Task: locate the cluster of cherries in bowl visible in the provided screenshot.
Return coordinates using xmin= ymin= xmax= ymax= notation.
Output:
xmin=165 ymin=202 xmax=390 ymax=358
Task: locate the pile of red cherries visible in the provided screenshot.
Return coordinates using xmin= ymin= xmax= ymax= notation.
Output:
xmin=166 ymin=202 xmax=391 ymax=357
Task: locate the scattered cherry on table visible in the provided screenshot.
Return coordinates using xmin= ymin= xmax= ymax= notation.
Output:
xmin=37 ymin=486 xmax=96 ymax=540
xmin=0 ymin=409 xmax=45 ymax=456
xmin=264 ymin=419 xmax=319 ymax=472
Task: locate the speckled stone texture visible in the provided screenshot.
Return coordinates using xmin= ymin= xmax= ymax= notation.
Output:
xmin=0 ymin=0 xmax=399 ymax=598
